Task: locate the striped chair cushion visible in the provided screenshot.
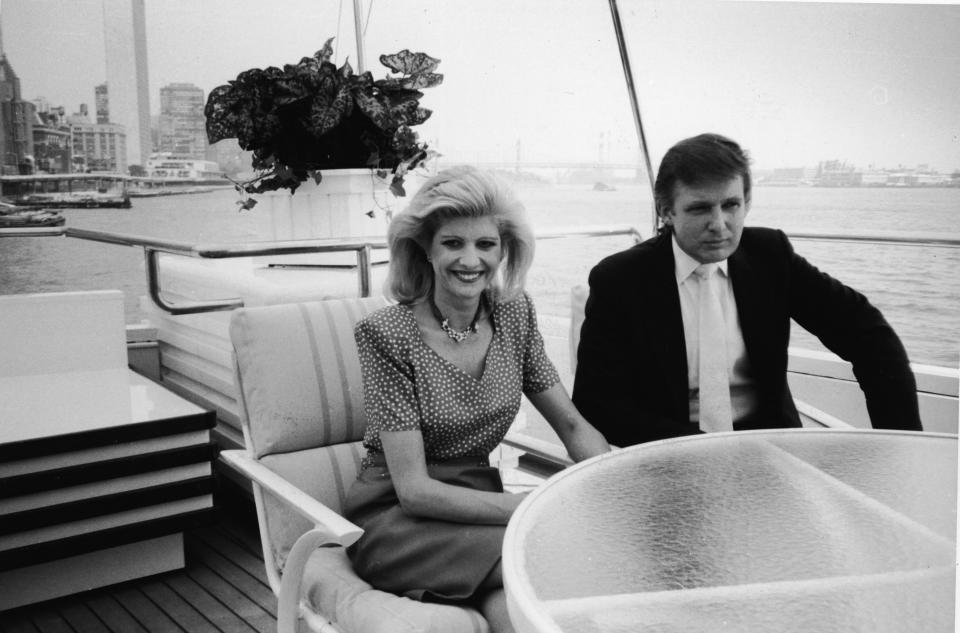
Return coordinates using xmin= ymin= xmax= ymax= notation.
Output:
xmin=230 ymin=296 xmax=389 ymax=458
xmin=260 ymin=442 xmax=365 ymax=568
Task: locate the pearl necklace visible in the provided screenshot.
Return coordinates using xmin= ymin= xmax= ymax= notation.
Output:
xmin=428 ymin=293 xmax=487 ymax=343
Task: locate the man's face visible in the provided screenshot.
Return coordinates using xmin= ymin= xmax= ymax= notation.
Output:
xmin=662 ymin=176 xmax=750 ymax=264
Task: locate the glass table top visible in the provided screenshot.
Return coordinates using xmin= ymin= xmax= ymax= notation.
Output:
xmin=503 ymin=429 xmax=957 ymax=633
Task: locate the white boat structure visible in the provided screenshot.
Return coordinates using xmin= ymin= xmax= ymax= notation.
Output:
xmin=0 ymin=1 xmax=956 ymax=631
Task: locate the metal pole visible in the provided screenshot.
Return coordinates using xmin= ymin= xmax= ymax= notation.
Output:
xmin=607 ymin=0 xmax=658 ymax=236
xmin=357 ymin=244 xmax=373 ymax=297
xmin=353 ymin=0 xmax=366 ymax=73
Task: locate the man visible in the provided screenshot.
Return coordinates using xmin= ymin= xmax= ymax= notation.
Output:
xmin=572 ymin=133 xmax=922 ymax=447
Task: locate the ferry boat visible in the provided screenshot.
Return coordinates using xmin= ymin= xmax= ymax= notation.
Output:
xmin=125 ymin=154 xmax=232 ymax=197
xmin=0 ymin=201 xmax=65 ymax=227
xmin=0 ymin=173 xmax=132 ymax=208
xmin=0 ymin=2 xmax=956 ymax=632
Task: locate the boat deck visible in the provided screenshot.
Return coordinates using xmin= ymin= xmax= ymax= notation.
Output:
xmin=0 ymin=492 xmax=276 ymax=633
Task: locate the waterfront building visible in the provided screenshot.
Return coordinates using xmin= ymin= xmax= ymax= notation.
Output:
xmin=32 ymin=104 xmax=72 ymax=173
xmin=816 ymin=160 xmax=862 ymax=187
xmin=95 ymin=83 xmax=110 ymax=124
xmin=0 ymin=52 xmax=34 ymax=174
xmin=158 ymin=82 xmax=206 ymax=159
xmin=208 ymin=137 xmax=248 ymax=177
xmin=102 ymin=0 xmax=151 ymax=168
xmin=69 ymin=105 xmax=127 ymax=173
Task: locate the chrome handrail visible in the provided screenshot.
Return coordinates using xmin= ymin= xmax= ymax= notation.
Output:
xmin=3 ymin=225 xmax=957 ymax=314
xmin=0 ymin=224 xmax=644 ymax=315
xmin=786 ymin=230 xmax=960 ymax=248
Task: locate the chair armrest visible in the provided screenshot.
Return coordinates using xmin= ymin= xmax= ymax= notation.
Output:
xmin=220 ymin=450 xmax=363 ymax=546
xmin=501 ymin=430 xmax=575 ymax=468
xmin=276 ymin=527 xmax=341 ymax=633
xmin=794 ymin=399 xmax=854 ymax=428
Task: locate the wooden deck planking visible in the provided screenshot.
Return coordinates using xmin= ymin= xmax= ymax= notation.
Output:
xmin=112 ymin=587 xmax=184 ymax=633
xmin=164 ymin=573 xmax=261 ymax=633
xmin=85 ymin=595 xmax=150 ymax=633
xmin=21 ymin=611 xmax=71 ymax=633
xmin=181 ymin=563 xmax=274 ymax=633
xmin=51 ymin=601 xmax=111 ymax=633
xmin=186 ymin=537 xmax=277 ymax=617
xmin=138 ymin=580 xmax=223 ymax=633
xmin=0 ymin=509 xmax=278 ymax=633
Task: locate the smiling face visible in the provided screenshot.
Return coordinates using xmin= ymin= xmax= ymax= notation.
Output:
xmin=662 ymin=176 xmax=750 ymax=264
xmin=428 ymin=215 xmax=503 ymax=307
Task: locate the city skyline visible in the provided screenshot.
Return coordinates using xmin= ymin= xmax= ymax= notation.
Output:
xmin=2 ymin=1 xmax=958 ymax=172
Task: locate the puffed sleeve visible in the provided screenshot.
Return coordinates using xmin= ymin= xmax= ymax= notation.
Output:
xmin=519 ymin=292 xmax=561 ymax=395
xmin=354 ymin=315 xmax=422 ymax=432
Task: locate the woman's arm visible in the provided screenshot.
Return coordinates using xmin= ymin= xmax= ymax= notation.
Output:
xmin=381 ymin=429 xmax=527 ymax=525
xmin=527 ymin=383 xmax=612 ymax=461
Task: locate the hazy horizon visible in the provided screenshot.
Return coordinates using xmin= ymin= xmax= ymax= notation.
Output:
xmin=2 ymin=0 xmax=958 ymax=172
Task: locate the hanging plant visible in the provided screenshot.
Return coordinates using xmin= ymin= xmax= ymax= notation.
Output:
xmin=205 ymin=38 xmax=442 ymax=208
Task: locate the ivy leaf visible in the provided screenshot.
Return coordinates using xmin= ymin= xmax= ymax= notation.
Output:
xmin=314 ymin=37 xmax=335 ymax=63
xmin=238 ymin=198 xmax=258 ymax=211
xmin=308 ymin=169 xmax=323 ymax=185
xmin=389 ymin=175 xmax=406 ymax=197
xmin=309 ymin=82 xmax=351 ymax=136
xmin=379 ymin=51 xmax=440 ymax=75
xmin=400 ymin=73 xmax=443 ymax=91
xmin=353 ymin=90 xmax=391 ymax=130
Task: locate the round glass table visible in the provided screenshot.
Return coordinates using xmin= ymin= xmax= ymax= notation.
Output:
xmin=503 ymin=429 xmax=957 ymax=633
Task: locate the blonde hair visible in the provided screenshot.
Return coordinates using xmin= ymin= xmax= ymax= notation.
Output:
xmin=386 ymin=165 xmax=535 ymax=304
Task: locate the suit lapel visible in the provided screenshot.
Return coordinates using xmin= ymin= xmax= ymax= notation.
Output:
xmin=729 ymin=244 xmax=763 ymax=367
xmin=644 ymin=234 xmax=689 ymax=422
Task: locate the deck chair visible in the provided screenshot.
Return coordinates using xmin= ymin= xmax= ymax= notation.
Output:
xmin=220 ymin=297 xmax=490 ymax=633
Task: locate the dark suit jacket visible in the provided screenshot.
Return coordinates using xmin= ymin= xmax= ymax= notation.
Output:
xmin=571 ymin=227 xmax=922 ymax=447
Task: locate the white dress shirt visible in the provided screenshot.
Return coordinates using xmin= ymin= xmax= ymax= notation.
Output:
xmin=672 ymin=237 xmax=758 ymax=424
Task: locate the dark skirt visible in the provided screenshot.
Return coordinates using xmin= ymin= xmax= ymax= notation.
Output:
xmin=343 ymin=457 xmax=505 ymax=603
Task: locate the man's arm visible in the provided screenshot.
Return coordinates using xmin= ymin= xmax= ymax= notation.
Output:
xmin=572 ymin=261 xmax=678 ymax=446
xmin=784 ymin=233 xmax=922 ymax=430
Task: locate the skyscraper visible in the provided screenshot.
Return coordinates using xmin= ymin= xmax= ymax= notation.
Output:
xmin=102 ymin=0 xmax=150 ymax=168
xmin=95 ymin=83 xmax=109 ymax=124
xmin=158 ymin=83 xmax=206 ymax=158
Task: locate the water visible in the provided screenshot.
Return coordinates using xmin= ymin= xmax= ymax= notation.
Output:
xmin=0 ymin=185 xmax=957 ymax=367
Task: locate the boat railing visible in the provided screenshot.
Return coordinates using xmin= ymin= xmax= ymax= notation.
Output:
xmin=1 ymin=226 xmax=958 ymax=315
xmin=0 ymin=224 xmax=645 ymax=315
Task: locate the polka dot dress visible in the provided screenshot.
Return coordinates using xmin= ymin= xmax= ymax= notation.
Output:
xmin=355 ymin=291 xmax=560 ymax=467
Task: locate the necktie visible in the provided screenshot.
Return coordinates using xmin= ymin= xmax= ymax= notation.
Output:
xmin=696 ymin=264 xmax=734 ymax=432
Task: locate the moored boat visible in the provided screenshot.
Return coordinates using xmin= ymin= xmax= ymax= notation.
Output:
xmin=0 ymin=174 xmax=132 ymax=209
xmin=0 ymin=201 xmax=65 ymax=227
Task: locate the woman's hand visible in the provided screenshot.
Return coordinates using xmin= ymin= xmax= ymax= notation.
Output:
xmin=380 ymin=429 xmax=528 ymax=524
xmin=527 ymin=383 xmax=612 ymax=462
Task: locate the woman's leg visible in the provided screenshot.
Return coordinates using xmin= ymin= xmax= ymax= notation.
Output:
xmin=480 ymin=589 xmax=515 ymax=633
xmin=479 ymin=562 xmax=515 ymax=633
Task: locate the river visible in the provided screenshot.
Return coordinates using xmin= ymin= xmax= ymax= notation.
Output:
xmin=0 ymin=183 xmax=957 ymax=367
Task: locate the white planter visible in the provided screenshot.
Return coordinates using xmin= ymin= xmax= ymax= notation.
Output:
xmin=260 ymin=168 xmax=395 ymax=241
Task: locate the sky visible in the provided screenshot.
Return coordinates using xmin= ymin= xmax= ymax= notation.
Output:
xmin=1 ymin=0 xmax=958 ymax=172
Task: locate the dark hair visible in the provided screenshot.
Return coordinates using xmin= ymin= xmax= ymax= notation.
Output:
xmin=653 ymin=133 xmax=752 ymax=229
xmin=386 ymin=165 xmax=535 ymax=303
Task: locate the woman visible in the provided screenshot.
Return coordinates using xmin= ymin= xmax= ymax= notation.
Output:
xmin=344 ymin=165 xmax=610 ymax=633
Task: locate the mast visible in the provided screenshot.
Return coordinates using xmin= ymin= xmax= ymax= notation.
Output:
xmin=352 ymin=0 xmax=366 ymax=72
xmin=607 ymin=0 xmax=657 ymax=235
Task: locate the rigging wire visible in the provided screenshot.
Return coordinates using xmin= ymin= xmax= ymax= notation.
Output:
xmin=334 ymin=0 xmax=344 ymax=61
xmin=607 ymin=0 xmax=658 ymax=236
xmin=363 ymin=0 xmax=375 ymax=36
